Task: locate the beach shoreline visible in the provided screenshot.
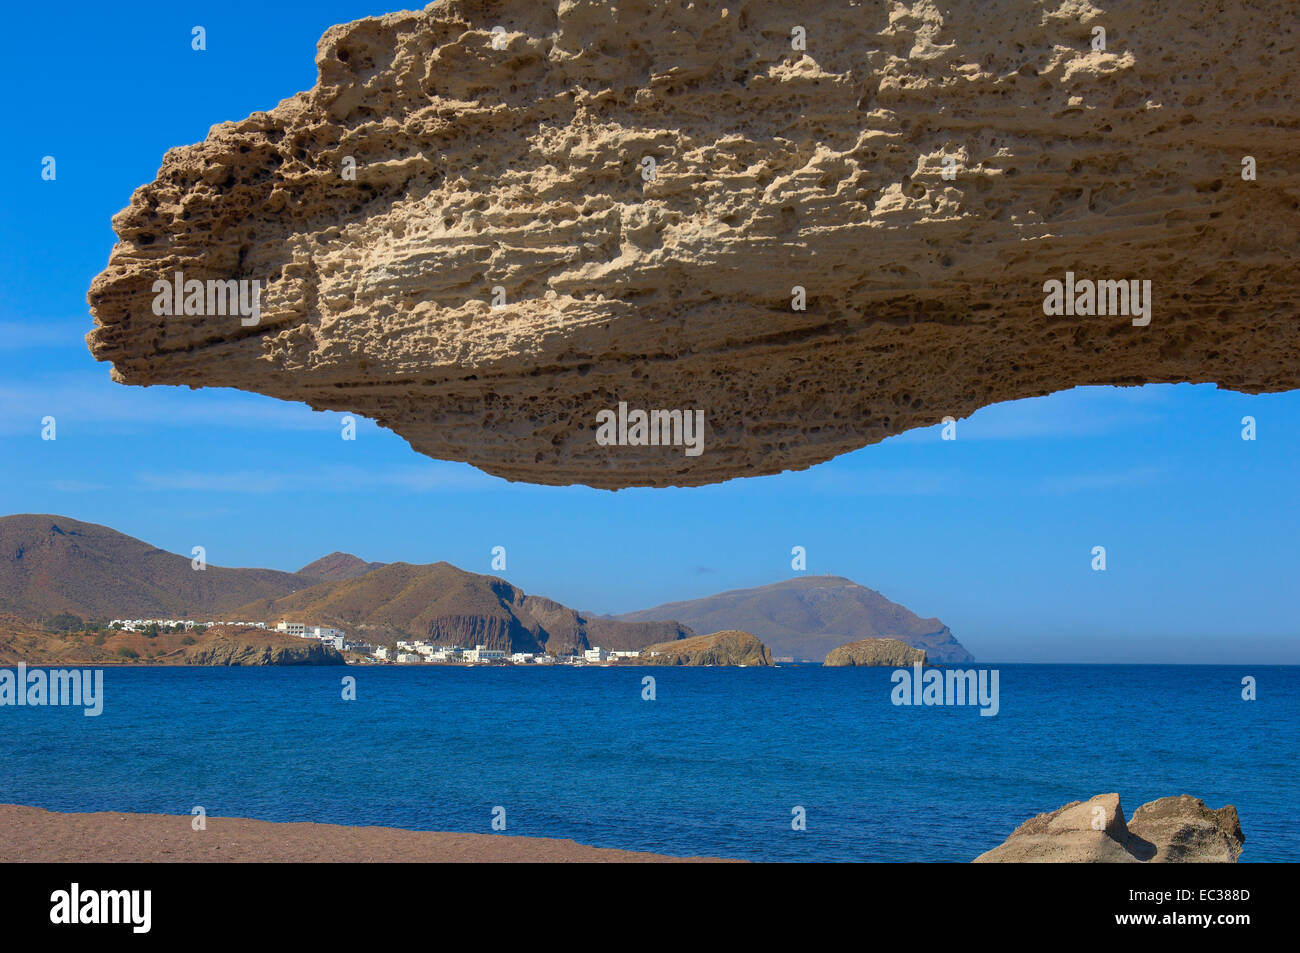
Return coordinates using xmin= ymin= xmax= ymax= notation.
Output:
xmin=0 ymin=804 xmax=738 ymax=863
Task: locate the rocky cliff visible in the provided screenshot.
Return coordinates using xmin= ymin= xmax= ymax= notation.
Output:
xmin=824 ymin=638 xmax=925 ymax=667
xmin=86 ymin=0 xmax=1300 ymax=488
xmin=973 ymin=793 xmax=1244 ymax=862
xmin=0 ymin=619 xmax=348 ymax=667
xmin=636 ymin=630 xmax=772 ymax=666
xmin=182 ymin=634 xmax=346 ymax=666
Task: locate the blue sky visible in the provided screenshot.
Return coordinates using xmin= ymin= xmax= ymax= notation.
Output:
xmin=2 ymin=2 xmax=1297 ymax=663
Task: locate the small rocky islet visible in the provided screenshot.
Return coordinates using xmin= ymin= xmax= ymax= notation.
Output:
xmin=823 ymin=637 xmax=927 ymax=667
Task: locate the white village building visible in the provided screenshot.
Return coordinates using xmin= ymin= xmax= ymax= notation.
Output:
xmin=463 ymin=645 xmax=506 ymax=663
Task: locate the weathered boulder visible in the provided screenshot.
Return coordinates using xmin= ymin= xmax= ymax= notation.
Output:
xmin=824 ymin=637 xmax=926 ymax=667
xmin=87 ymin=0 xmax=1300 ymax=488
xmin=1127 ymin=795 xmax=1245 ymax=863
xmin=973 ymin=793 xmax=1244 ymax=862
xmin=636 ymin=630 xmax=772 ymax=666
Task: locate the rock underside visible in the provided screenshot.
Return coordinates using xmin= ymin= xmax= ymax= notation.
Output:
xmin=824 ymin=637 xmax=926 ymax=666
xmin=973 ymin=793 xmax=1245 ymax=862
xmin=87 ymin=0 xmax=1300 ymax=488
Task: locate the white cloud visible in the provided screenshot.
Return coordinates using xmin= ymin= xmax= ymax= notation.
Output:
xmin=889 ymin=384 xmax=1171 ymax=443
xmin=0 ymin=372 xmax=360 ymax=435
xmin=782 ymin=466 xmax=962 ymax=496
xmin=49 ymin=479 xmax=110 ymax=492
xmin=135 ymin=462 xmax=503 ymax=494
xmin=1037 ymin=465 xmax=1164 ymax=494
xmin=0 ymin=320 xmax=91 ymax=351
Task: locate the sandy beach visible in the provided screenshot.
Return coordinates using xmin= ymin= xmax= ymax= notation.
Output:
xmin=0 ymin=804 xmax=736 ymax=863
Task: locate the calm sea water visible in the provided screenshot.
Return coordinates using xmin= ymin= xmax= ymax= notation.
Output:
xmin=3 ymin=664 xmax=1295 ymax=861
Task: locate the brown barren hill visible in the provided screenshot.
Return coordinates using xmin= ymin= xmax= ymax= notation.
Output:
xmin=232 ymin=561 xmax=694 ymax=655
xmin=0 ymin=615 xmax=69 ymax=666
xmin=86 ymin=0 xmax=1300 ymax=488
xmin=0 ymin=619 xmax=343 ymax=666
xmin=619 ymin=576 xmax=971 ymax=663
xmin=0 ymin=514 xmax=314 ymax=620
xmin=0 ymin=804 xmax=736 ymax=863
xmin=296 ymin=551 xmax=387 ymax=582
xmin=0 ymin=515 xmax=694 ymax=658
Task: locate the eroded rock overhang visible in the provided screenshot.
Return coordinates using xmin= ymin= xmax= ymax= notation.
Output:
xmin=86 ymin=0 xmax=1300 ymax=488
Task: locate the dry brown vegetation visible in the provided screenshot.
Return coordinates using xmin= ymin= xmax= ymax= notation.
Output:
xmin=0 ymin=616 xmax=334 ymax=666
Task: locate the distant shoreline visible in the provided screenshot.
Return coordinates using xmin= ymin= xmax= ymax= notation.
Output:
xmin=0 ymin=804 xmax=738 ymax=863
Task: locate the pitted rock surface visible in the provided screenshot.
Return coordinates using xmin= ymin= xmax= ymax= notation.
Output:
xmin=87 ymin=0 xmax=1300 ymax=487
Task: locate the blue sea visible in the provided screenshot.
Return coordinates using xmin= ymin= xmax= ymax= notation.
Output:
xmin=3 ymin=664 xmax=1295 ymax=862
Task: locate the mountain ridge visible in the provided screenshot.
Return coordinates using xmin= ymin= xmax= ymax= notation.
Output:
xmin=230 ymin=561 xmax=695 ymax=655
xmin=0 ymin=514 xmax=969 ymax=662
xmin=615 ymin=575 xmax=973 ymax=663
xmin=0 ymin=514 xmax=317 ymax=619
xmin=296 ymin=552 xmax=387 ymax=582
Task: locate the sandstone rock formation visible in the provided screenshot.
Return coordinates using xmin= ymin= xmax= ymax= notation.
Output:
xmin=87 ymin=1 xmax=1300 ymax=488
xmin=1126 ymin=795 xmax=1247 ymax=863
xmin=824 ymin=637 xmax=925 ymax=667
xmin=636 ymin=630 xmax=772 ymax=666
xmin=973 ymin=793 xmax=1244 ymax=862
xmin=182 ymin=633 xmax=347 ymax=666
